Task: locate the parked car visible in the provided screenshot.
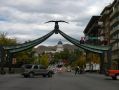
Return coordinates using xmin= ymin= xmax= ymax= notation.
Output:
xmin=106 ymin=69 xmax=119 ymax=80
xmin=21 ymin=64 xmax=54 ymax=78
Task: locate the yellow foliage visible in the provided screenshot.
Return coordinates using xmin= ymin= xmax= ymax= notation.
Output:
xmin=87 ymin=53 xmax=100 ymax=64
xmin=73 ymin=53 xmax=86 ymax=67
xmin=40 ymin=54 xmax=49 ymax=67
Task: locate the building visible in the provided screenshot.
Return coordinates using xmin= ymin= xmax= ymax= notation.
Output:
xmin=83 ymin=16 xmax=101 ymax=71
xmin=100 ymin=5 xmax=111 ymax=46
xmin=84 ymin=0 xmax=119 ymax=70
xmin=84 ymin=16 xmax=101 ymax=45
xmin=109 ymin=0 xmax=119 ymax=69
xmin=44 ymin=40 xmax=64 ymax=54
xmin=56 ymin=40 xmax=64 ymax=52
xmin=100 ymin=0 xmax=119 ymax=69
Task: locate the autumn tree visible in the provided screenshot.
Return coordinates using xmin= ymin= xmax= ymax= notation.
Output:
xmin=39 ymin=54 xmax=49 ymax=67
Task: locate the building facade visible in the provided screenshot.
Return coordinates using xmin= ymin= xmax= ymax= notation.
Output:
xmin=100 ymin=0 xmax=119 ymax=69
xmin=56 ymin=40 xmax=64 ymax=52
xmin=84 ymin=16 xmax=101 ymax=45
xmin=110 ymin=0 xmax=119 ymax=69
xmin=83 ymin=16 xmax=101 ymax=72
xmin=44 ymin=40 xmax=64 ymax=54
xmin=84 ymin=0 xmax=119 ymax=70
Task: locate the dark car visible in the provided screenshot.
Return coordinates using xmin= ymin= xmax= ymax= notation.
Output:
xmin=21 ymin=64 xmax=54 ymax=78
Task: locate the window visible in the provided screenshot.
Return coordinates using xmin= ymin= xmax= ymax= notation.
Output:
xmin=34 ymin=65 xmax=38 ymax=69
xmin=24 ymin=65 xmax=32 ymax=69
xmin=40 ymin=65 xmax=46 ymax=69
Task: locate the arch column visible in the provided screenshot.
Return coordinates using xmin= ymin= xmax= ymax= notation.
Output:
xmin=7 ymin=51 xmax=13 ymax=73
xmin=107 ymin=49 xmax=112 ymax=69
xmin=99 ymin=49 xmax=112 ymax=74
xmin=99 ymin=52 xmax=105 ymax=74
xmin=0 ymin=46 xmax=5 ymax=74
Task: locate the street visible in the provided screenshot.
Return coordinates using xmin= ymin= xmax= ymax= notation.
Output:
xmin=0 ymin=72 xmax=119 ymax=90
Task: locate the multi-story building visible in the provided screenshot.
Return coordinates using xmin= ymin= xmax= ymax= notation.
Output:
xmin=84 ymin=16 xmax=101 ymax=45
xmin=100 ymin=5 xmax=111 ymax=46
xmin=100 ymin=0 xmax=119 ymax=69
xmin=109 ymin=0 xmax=119 ymax=69
xmin=83 ymin=16 xmax=101 ymax=72
xmin=83 ymin=0 xmax=119 ymax=71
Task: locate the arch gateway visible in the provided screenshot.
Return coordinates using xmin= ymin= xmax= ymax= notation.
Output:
xmin=0 ymin=20 xmax=111 ymax=74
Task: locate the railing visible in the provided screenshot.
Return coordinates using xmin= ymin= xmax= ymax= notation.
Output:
xmin=110 ymin=18 xmax=118 ymax=26
xmin=110 ymin=26 xmax=119 ymax=35
xmin=112 ymin=54 xmax=119 ymax=59
xmin=110 ymin=30 xmax=115 ymax=35
xmin=103 ymin=10 xmax=110 ymax=15
xmin=110 ymin=39 xmax=116 ymax=43
xmin=112 ymin=46 xmax=118 ymax=51
xmin=110 ymin=8 xmax=119 ymax=18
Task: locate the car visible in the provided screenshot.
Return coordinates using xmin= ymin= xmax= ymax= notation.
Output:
xmin=106 ymin=69 xmax=119 ymax=80
xmin=21 ymin=64 xmax=54 ymax=78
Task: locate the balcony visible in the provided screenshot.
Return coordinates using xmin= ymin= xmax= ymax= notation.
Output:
xmin=112 ymin=54 xmax=119 ymax=60
xmin=110 ymin=8 xmax=119 ymax=19
xmin=104 ymin=10 xmax=110 ymax=15
xmin=112 ymin=43 xmax=119 ymax=51
xmin=110 ymin=39 xmax=115 ymax=43
xmin=110 ymin=30 xmax=115 ymax=35
xmin=110 ymin=18 xmax=118 ymax=26
xmin=110 ymin=27 xmax=119 ymax=35
xmin=98 ymin=22 xmax=103 ymax=26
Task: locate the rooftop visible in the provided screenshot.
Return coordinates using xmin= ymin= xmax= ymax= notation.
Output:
xmin=83 ymin=16 xmax=101 ymax=34
xmin=58 ymin=40 xmax=63 ymax=45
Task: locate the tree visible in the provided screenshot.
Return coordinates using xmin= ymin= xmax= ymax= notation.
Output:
xmin=14 ymin=49 xmax=33 ymax=65
xmin=71 ymin=51 xmax=86 ymax=68
xmin=0 ymin=33 xmax=36 ymax=66
xmin=0 ymin=32 xmax=17 ymax=45
xmin=39 ymin=54 xmax=49 ymax=67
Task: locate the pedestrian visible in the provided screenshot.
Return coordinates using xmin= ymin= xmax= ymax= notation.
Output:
xmin=80 ymin=66 xmax=84 ymax=74
xmin=75 ymin=66 xmax=80 ymax=75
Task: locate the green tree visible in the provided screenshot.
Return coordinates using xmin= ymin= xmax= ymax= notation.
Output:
xmin=0 ymin=32 xmax=17 ymax=45
xmin=70 ymin=50 xmax=85 ymax=67
xmin=14 ymin=49 xmax=33 ymax=65
xmin=39 ymin=54 xmax=49 ymax=67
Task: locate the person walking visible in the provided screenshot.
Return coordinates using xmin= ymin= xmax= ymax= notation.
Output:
xmin=75 ymin=66 xmax=80 ymax=75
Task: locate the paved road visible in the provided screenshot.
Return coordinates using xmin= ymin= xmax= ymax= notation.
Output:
xmin=0 ymin=72 xmax=119 ymax=90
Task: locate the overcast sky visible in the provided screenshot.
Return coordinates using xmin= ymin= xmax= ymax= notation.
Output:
xmin=0 ymin=0 xmax=113 ymax=46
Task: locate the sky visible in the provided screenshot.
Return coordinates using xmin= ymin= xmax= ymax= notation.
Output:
xmin=0 ymin=0 xmax=113 ymax=46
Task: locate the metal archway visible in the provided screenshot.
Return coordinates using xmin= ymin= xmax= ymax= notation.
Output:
xmin=1 ymin=21 xmax=111 ymax=73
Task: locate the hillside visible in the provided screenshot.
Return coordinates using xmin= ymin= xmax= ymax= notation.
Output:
xmin=34 ymin=44 xmax=78 ymax=54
